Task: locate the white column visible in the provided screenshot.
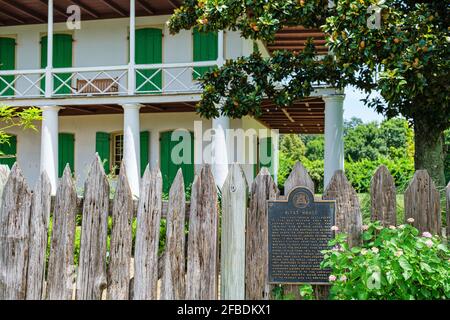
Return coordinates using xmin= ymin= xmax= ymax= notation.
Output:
xmin=128 ymin=0 xmax=136 ymax=95
xmin=323 ymin=94 xmax=345 ymax=189
xmin=45 ymin=0 xmax=54 ymax=97
xmin=122 ymin=103 xmax=141 ymax=197
xmin=40 ymin=106 xmax=60 ymax=195
xmin=217 ymin=30 xmax=225 ymax=66
xmin=212 ymin=115 xmax=230 ymax=188
xmin=211 ymin=33 xmax=229 ymax=188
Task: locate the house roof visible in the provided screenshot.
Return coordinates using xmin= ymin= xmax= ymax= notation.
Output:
xmin=0 ymin=1 xmax=328 ymax=55
xmin=0 ymin=0 xmax=182 ymax=26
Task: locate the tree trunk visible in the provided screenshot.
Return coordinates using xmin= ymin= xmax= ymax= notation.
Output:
xmin=414 ymin=117 xmax=446 ymax=188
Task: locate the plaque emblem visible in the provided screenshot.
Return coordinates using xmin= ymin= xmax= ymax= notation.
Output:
xmin=292 ymin=191 xmax=309 ymax=209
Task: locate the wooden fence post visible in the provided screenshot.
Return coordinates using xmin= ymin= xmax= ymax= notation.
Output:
xmin=370 ymin=165 xmax=396 ymax=226
xmin=0 ymin=165 xmax=10 ymax=208
xmin=404 ymin=170 xmax=441 ymax=234
xmin=0 ymin=164 xmax=32 ymax=300
xmin=133 ymin=166 xmax=162 ymax=300
xmin=246 ymin=167 xmax=278 ymax=300
xmin=26 ymin=172 xmax=51 ymax=300
xmin=46 ymin=166 xmax=78 ymax=300
xmin=161 ymin=169 xmax=186 ymax=300
xmin=323 ymin=170 xmax=362 ymax=248
xmin=186 ymin=165 xmax=219 ymax=300
xmin=76 ymin=156 xmax=110 ymax=300
xmin=107 ymin=162 xmax=133 ymax=300
xmin=221 ymin=163 xmax=247 ymax=300
xmin=284 ymin=162 xmax=315 ymax=194
xmin=282 ymin=162 xmax=314 ymax=299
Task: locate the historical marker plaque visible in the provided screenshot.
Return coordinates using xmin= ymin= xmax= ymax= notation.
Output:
xmin=268 ymin=187 xmax=335 ymax=284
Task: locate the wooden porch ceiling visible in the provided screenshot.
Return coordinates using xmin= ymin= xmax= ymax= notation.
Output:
xmin=266 ymin=26 xmax=328 ymax=55
xmin=0 ymin=0 xmax=182 ymax=26
xmin=256 ymin=98 xmax=325 ymax=134
xmin=57 ymin=98 xmax=325 ymax=134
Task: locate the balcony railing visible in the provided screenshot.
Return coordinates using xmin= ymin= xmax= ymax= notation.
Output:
xmin=0 ymin=61 xmax=216 ymax=99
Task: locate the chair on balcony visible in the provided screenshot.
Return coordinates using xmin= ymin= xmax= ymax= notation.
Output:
xmin=76 ymin=78 xmax=119 ymax=96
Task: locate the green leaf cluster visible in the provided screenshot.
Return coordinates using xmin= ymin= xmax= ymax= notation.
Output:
xmin=321 ymin=221 xmax=450 ymax=300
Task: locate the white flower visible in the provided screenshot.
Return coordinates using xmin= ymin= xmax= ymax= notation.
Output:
xmin=371 ymin=247 xmax=379 ymax=254
xmin=389 ymin=225 xmax=396 ymax=230
xmin=361 ymin=249 xmax=368 ymax=255
xmin=407 ymin=218 xmax=415 ymax=223
xmin=394 ymin=250 xmax=403 ymax=257
xmin=422 ymin=232 xmax=432 ymax=238
xmin=329 ymin=275 xmax=337 ymax=282
xmin=425 ymin=239 xmax=433 ymax=248
xmin=331 ymin=225 xmax=339 ymax=231
xmin=340 ymin=275 xmax=347 ymax=282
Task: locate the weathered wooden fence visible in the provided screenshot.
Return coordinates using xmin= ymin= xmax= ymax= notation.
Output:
xmin=0 ymin=157 xmax=448 ymax=300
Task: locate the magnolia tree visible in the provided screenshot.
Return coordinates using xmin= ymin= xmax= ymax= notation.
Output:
xmin=169 ymin=0 xmax=449 ymax=186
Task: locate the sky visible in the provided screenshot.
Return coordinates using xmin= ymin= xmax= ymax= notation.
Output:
xmin=344 ymin=86 xmax=385 ymax=123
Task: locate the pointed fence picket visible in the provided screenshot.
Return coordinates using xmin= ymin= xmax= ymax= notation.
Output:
xmin=0 ymin=158 xmax=448 ymax=301
xmin=245 ymin=167 xmax=278 ymax=300
xmin=221 ymin=163 xmax=247 ymax=300
xmin=161 ymin=169 xmax=186 ymax=300
xmin=133 ymin=166 xmax=162 ymax=300
xmin=0 ymin=164 xmax=32 ymax=300
xmin=107 ymin=163 xmax=133 ymax=300
xmin=186 ymin=165 xmax=219 ymax=300
xmin=46 ymin=166 xmax=77 ymax=300
xmin=370 ymin=165 xmax=397 ymax=226
xmin=323 ymin=170 xmax=363 ymax=248
xmin=26 ymin=172 xmax=51 ymax=300
xmin=404 ymin=170 xmax=441 ymax=234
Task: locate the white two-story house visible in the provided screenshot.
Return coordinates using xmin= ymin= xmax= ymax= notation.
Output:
xmin=0 ymin=0 xmax=345 ymax=196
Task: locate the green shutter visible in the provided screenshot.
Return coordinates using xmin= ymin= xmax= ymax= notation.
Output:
xmin=96 ymin=132 xmax=111 ymax=174
xmin=259 ymin=137 xmax=274 ymax=177
xmin=160 ymin=131 xmax=194 ymax=193
xmin=140 ymin=131 xmax=150 ymax=176
xmin=136 ymin=28 xmax=162 ymax=93
xmin=193 ymin=29 xmax=218 ymax=79
xmin=0 ymin=37 xmax=16 ymax=96
xmin=58 ymin=133 xmax=75 ymax=177
xmin=0 ymin=135 xmax=17 ymax=169
xmin=41 ymin=34 xmax=73 ymax=95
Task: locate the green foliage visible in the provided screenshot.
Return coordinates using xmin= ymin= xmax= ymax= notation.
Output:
xmin=278 ymin=118 xmax=415 ymax=193
xmin=445 ymin=129 xmax=450 ymax=183
xmin=302 ymin=135 xmax=324 ymax=161
xmin=272 ymin=284 xmax=315 ymax=300
xmin=344 ymin=120 xmax=388 ymax=161
xmin=345 ymin=156 xmax=414 ymax=193
xmin=280 ymin=134 xmax=305 ymax=161
xmin=322 ymin=221 xmax=450 ymax=300
xmin=0 ymin=105 xmax=42 ymax=148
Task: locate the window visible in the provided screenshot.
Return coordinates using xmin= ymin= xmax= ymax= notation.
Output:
xmin=0 ymin=37 xmax=16 ymax=97
xmin=111 ymin=133 xmax=124 ymax=175
xmin=193 ymin=29 xmax=218 ymax=79
xmin=96 ymin=131 xmax=150 ymax=176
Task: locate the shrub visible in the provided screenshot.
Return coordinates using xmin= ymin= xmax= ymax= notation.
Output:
xmin=321 ymin=221 xmax=450 ymax=300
